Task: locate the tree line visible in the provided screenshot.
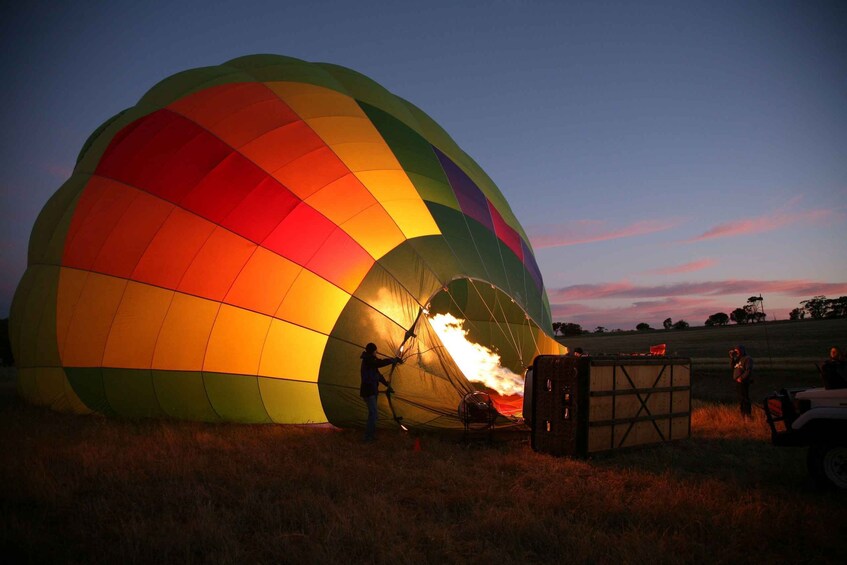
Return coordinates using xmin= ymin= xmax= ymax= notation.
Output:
xmin=788 ymin=295 xmax=847 ymax=321
xmin=552 ymin=294 xmax=847 ymax=336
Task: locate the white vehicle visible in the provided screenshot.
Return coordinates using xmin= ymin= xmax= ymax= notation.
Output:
xmin=763 ymin=387 xmax=847 ymax=489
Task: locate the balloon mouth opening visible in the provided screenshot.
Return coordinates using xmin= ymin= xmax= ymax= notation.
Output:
xmin=426 ymin=279 xmax=531 ymax=417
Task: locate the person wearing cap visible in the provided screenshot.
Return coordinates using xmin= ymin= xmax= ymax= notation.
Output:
xmin=360 ymin=342 xmax=401 ymax=442
xmin=730 ymin=345 xmax=754 ymax=419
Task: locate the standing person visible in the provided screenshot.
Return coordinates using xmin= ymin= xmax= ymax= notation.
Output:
xmin=730 ymin=345 xmax=754 ymax=419
xmin=820 ymin=346 xmax=847 ymax=389
xmin=360 ymin=342 xmax=400 ymax=442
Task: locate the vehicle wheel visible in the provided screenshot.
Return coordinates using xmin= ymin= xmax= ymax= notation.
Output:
xmin=807 ymin=445 xmax=847 ymax=490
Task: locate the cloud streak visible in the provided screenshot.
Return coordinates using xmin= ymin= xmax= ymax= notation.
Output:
xmin=528 ymin=218 xmax=680 ymax=249
xmin=641 ymin=258 xmax=716 ymax=275
xmin=686 ymin=204 xmax=837 ymax=243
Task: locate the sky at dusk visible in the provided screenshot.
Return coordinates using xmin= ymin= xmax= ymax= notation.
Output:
xmin=1 ymin=1 xmax=845 ymax=331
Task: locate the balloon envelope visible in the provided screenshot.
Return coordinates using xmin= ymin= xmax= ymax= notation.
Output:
xmin=11 ymin=55 xmax=563 ymax=430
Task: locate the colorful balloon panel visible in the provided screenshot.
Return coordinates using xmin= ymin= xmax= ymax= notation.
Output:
xmin=11 ymin=55 xmax=564 ymax=429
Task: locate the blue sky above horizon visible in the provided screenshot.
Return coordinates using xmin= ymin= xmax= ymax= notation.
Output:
xmin=1 ymin=0 xmax=845 ymax=330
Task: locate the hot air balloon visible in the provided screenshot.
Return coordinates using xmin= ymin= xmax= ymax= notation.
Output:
xmin=10 ymin=55 xmax=564 ymax=431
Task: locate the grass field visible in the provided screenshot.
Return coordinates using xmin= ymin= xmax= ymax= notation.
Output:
xmin=557 ymin=318 xmax=845 ymax=359
xmin=2 ymin=319 xmax=846 ymax=563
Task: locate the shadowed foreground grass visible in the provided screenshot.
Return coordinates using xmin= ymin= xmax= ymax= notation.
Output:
xmin=1 ymin=372 xmax=845 ymax=564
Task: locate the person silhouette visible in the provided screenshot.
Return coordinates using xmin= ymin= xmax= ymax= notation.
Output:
xmin=359 ymin=342 xmax=401 ymax=441
xmin=820 ymin=346 xmax=847 ymax=389
xmin=730 ymin=345 xmax=753 ymax=419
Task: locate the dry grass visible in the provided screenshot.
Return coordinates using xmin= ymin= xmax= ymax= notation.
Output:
xmin=1 ymin=368 xmax=845 ymax=564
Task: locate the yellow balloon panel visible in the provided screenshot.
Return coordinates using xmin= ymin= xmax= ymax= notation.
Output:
xmin=377 ymin=198 xmax=441 ymax=240
xmin=354 ymin=170 xmax=440 ymax=239
xmin=334 ymin=142 xmax=401 ymax=173
xmin=354 ymin=169 xmax=420 ymax=202
xmin=151 ymin=293 xmax=220 ymax=371
xmin=103 ymin=282 xmax=173 ymax=368
xmin=203 ymin=305 xmax=272 ymax=375
xmin=306 ymin=116 xmax=385 ymax=146
xmin=258 ymin=378 xmax=327 ymax=424
xmin=258 ymin=319 xmax=328 ymax=381
xmin=274 ymin=270 xmax=349 ymax=335
xmin=59 ymin=269 xmax=128 ymax=367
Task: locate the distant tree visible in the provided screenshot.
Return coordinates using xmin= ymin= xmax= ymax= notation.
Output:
xmin=594 ymin=326 xmax=607 ymax=333
xmin=552 ymin=322 xmax=562 ymax=336
xmin=672 ymin=320 xmax=689 ymax=330
xmin=705 ymin=312 xmax=729 ymax=327
xmin=751 ymin=311 xmax=767 ymax=323
xmin=800 ymin=295 xmax=827 ymax=319
xmin=789 ymin=307 xmax=805 ymax=321
xmin=795 ymin=295 xmax=847 ymax=319
xmin=825 ymin=296 xmax=847 ymax=318
xmin=636 ymin=322 xmax=652 ymax=331
xmin=730 ymin=308 xmax=748 ymax=324
xmin=662 ymin=318 xmax=673 ymax=330
xmin=560 ymin=323 xmax=584 ymax=336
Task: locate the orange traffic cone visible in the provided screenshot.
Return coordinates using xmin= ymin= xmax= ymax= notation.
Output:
xmin=413 ymin=437 xmax=422 ymax=452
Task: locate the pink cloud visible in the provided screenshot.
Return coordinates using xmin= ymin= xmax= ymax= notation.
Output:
xmin=546 ymin=302 xmax=587 ymax=317
xmin=686 ymin=206 xmax=837 ymax=243
xmin=642 ymin=258 xmax=717 ymax=275
xmin=528 ymin=218 xmax=680 ymax=249
xmin=548 ymin=279 xmax=847 ymax=302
